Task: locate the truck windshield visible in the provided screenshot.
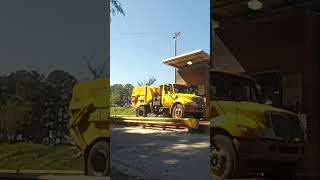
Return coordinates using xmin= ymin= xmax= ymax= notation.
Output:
xmin=173 ymin=84 xmax=193 ymax=94
xmin=210 ymin=72 xmax=261 ymax=102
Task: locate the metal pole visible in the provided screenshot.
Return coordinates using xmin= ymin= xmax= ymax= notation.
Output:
xmin=173 ymin=32 xmax=181 ymax=83
xmin=174 ymin=35 xmax=177 ymax=56
xmin=172 ymin=32 xmax=181 ymax=56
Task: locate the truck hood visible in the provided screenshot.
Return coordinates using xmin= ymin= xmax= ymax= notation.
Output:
xmin=237 ymin=101 xmax=296 ymax=115
xmin=236 ymin=101 xmax=296 ymax=128
xmin=175 ymin=93 xmax=199 ymax=101
xmin=211 ymin=100 xmax=300 ymax=138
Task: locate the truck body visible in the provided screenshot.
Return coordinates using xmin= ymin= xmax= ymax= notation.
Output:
xmin=68 ymin=79 xmax=110 ymax=176
xmin=210 ymin=70 xmax=305 ymax=179
xmin=131 ymin=83 xmax=205 ymax=119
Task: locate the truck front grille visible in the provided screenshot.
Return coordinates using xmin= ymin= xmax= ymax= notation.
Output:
xmin=278 ymin=146 xmax=299 ymax=154
xmin=193 ymin=97 xmax=205 ymax=106
xmin=268 ymin=112 xmax=305 ymax=142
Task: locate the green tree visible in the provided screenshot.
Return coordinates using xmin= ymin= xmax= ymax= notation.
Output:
xmin=46 ymin=70 xmax=77 ymax=100
xmin=110 ymin=83 xmax=134 ymax=107
xmin=123 ymin=84 xmax=134 ymax=106
xmin=110 ymin=84 xmax=125 ymax=106
xmin=0 ymin=70 xmax=47 ymax=142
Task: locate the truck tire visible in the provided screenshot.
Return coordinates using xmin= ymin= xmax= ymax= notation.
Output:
xmin=211 ymin=135 xmax=237 ymax=179
xmin=172 ymin=104 xmax=185 ymax=118
xmin=87 ymin=141 xmax=110 ymax=176
xmin=136 ymin=106 xmax=147 ymax=117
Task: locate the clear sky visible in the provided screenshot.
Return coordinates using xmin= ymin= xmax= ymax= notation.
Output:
xmin=111 ymin=0 xmax=210 ymax=86
xmin=0 ymin=0 xmax=108 ymax=80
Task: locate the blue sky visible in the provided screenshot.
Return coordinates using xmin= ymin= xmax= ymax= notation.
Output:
xmin=111 ymin=0 xmax=210 ymax=86
xmin=0 ymin=0 xmax=107 ymax=80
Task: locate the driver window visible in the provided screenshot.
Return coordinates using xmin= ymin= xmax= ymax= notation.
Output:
xmin=164 ymin=85 xmax=171 ymax=94
xmin=210 ymin=74 xmax=232 ymax=100
xmin=169 ymin=85 xmax=173 ymax=94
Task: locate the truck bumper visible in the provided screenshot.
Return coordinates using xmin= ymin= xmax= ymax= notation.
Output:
xmin=235 ymin=137 xmax=304 ymax=162
xmin=233 ymin=137 xmax=305 ymax=174
xmin=184 ymin=105 xmax=205 ymax=113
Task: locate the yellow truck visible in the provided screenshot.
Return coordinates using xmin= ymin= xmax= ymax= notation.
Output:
xmin=210 ymin=70 xmax=305 ymax=179
xmin=131 ymin=83 xmax=205 ymax=119
xmin=68 ymin=79 xmax=110 ymax=176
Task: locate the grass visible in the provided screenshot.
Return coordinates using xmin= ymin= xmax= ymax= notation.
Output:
xmin=0 ymin=143 xmax=84 ymax=170
xmin=110 ymin=107 xmax=135 ymax=116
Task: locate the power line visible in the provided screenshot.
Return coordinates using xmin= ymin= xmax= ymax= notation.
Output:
xmin=111 ymin=32 xmax=171 ymax=36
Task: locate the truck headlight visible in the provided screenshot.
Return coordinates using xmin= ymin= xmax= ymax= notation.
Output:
xmin=237 ymin=125 xmax=277 ymax=139
xmin=185 ymin=101 xmax=196 ymax=106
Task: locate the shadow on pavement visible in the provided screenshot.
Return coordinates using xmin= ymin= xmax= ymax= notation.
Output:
xmin=0 ymin=174 xmax=109 ymax=180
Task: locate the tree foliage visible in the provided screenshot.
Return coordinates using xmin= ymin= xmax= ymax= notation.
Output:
xmin=87 ymin=61 xmax=106 ymax=80
xmin=110 ymin=83 xmax=134 ymax=107
xmin=110 ymin=0 xmax=125 ymax=17
xmin=0 ymin=70 xmax=77 ymax=144
xmin=137 ymin=75 xmax=157 ymax=86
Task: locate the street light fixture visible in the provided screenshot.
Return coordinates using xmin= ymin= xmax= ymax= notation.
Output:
xmin=248 ymin=0 xmax=263 ymax=11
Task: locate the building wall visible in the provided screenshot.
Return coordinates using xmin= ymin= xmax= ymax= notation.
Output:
xmin=213 ymin=9 xmax=309 ymax=111
xmin=176 ymin=62 xmax=210 ymax=111
xmin=215 ymin=10 xmax=307 ymax=74
xmin=212 ymin=21 xmax=245 ymax=73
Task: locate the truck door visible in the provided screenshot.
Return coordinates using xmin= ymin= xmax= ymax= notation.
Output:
xmin=161 ymin=84 xmax=174 ymax=107
xmin=210 ymin=72 xmax=237 ymax=125
xmin=232 ymin=77 xmax=262 ymax=128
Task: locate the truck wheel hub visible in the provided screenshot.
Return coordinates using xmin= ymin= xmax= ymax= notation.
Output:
xmin=211 ymin=147 xmax=227 ymax=177
xmin=175 ymin=109 xmax=182 ymax=117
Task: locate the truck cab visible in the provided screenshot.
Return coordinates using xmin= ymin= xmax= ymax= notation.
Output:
xmin=210 ymin=70 xmax=305 ymax=179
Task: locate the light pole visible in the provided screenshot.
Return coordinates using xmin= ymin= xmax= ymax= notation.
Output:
xmin=173 ymin=32 xmax=181 ymax=83
xmin=173 ymin=32 xmax=181 ymax=56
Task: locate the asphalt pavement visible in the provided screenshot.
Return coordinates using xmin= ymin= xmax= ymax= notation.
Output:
xmin=111 ymin=124 xmax=210 ymax=180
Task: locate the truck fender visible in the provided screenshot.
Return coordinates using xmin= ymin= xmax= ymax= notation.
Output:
xmin=211 ymin=127 xmax=239 ymax=156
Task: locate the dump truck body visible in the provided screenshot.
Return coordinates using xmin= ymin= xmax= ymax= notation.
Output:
xmin=131 ymin=85 xmax=160 ymax=109
xmin=68 ymin=79 xmax=110 ymax=176
xmin=131 ymin=83 xmax=205 ymax=119
xmin=210 ymin=70 xmax=305 ymax=179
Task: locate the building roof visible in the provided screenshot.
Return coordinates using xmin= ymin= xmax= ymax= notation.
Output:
xmin=163 ymin=49 xmax=209 ymax=69
xmin=210 ymin=69 xmax=254 ymax=81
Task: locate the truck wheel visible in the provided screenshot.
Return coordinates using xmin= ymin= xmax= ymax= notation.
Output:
xmin=136 ymin=106 xmax=147 ymax=117
xmin=172 ymin=104 xmax=184 ymax=118
xmin=211 ymin=135 xmax=236 ymax=179
xmin=87 ymin=141 xmax=110 ymax=176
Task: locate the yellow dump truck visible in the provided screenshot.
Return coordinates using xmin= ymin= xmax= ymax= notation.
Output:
xmin=68 ymin=79 xmax=109 ymax=176
xmin=131 ymin=83 xmax=205 ymax=119
xmin=210 ymin=70 xmax=305 ymax=179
